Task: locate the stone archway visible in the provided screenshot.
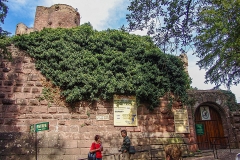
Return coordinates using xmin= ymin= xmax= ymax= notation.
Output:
xmin=187 ymin=90 xmax=233 ymax=150
xmin=194 ymin=102 xmax=227 ymax=150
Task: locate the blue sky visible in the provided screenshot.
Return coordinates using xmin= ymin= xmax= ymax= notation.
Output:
xmin=2 ymin=0 xmax=239 ymax=102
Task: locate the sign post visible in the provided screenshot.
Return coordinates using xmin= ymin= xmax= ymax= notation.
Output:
xmin=30 ymin=122 xmax=49 ymax=160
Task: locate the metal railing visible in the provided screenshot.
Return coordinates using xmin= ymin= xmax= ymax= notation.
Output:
xmin=210 ymin=136 xmax=231 ymax=159
xmin=78 ymin=143 xmax=188 ymax=160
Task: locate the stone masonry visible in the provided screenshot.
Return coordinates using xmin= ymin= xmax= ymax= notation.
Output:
xmin=0 ymin=45 xmax=197 ymax=160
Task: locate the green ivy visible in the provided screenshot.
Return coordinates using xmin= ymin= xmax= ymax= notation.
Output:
xmin=12 ymin=23 xmax=190 ymax=110
xmin=220 ymin=90 xmax=239 ymax=111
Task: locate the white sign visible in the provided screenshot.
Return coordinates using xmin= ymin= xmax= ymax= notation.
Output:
xmin=96 ymin=114 xmax=109 ymax=120
xmin=200 ymin=106 xmax=211 ymax=120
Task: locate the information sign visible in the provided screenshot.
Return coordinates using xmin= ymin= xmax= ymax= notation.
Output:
xmin=114 ymin=95 xmax=137 ymax=126
xmin=173 ymin=108 xmax=190 ymax=133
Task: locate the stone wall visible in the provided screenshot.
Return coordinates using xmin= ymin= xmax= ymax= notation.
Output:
xmin=0 ymin=45 xmax=195 ymax=160
xmin=34 ymin=4 xmax=80 ymax=31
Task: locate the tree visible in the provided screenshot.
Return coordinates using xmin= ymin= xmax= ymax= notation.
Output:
xmin=126 ymin=0 xmax=240 ymax=88
xmin=0 ymin=0 xmax=9 ymax=36
xmin=0 ymin=0 xmax=11 ymax=59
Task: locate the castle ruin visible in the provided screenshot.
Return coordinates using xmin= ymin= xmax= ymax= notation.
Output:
xmin=15 ymin=4 xmax=80 ymax=35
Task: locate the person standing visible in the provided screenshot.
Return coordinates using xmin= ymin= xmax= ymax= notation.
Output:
xmin=119 ymin=130 xmax=131 ymax=160
xmin=89 ymin=135 xmax=103 ymax=160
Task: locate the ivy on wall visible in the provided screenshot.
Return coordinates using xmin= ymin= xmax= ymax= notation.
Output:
xmin=220 ymin=90 xmax=239 ymax=111
xmin=12 ymin=23 xmax=190 ymax=110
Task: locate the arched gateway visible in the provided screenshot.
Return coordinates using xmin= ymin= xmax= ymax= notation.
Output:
xmin=195 ymin=103 xmax=225 ymax=149
xmin=187 ymin=90 xmax=238 ymax=150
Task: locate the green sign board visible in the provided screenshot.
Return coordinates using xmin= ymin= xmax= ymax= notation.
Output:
xmin=30 ymin=122 xmax=49 ymax=133
xmin=35 ymin=122 xmax=49 ymax=132
xmin=195 ymin=124 xmax=204 ymax=135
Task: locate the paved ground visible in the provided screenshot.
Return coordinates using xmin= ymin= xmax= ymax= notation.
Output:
xmin=183 ymin=149 xmax=240 ymax=160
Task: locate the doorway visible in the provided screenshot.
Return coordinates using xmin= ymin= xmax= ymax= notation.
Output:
xmin=195 ymin=105 xmax=225 ymax=150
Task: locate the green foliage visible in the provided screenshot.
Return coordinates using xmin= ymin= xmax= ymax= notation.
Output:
xmin=220 ymin=90 xmax=239 ymax=111
xmin=0 ymin=36 xmax=11 ymax=59
xmin=126 ymin=0 xmax=240 ymax=88
xmin=12 ymin=23 xmax=190 ymax=110
xmin=0 ymin=0 xmax=9 ymax=36
xmin=195 ymin=0 xmax=240 ymax=88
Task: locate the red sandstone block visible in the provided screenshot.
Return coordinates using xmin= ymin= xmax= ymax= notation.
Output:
xmin=38 ymin=148 xmax=52 ymax=154
xmin=17 ymin=125 xmax=28 ymax=132
xmin=0 ymin=119 xmax=4 ymax=125
xmin=29 ymin=106 xmax=48 ymax=113
xmin=80 ymin=115 xmax=88 ymax=119
xmin=71 ymin=114 xmax=80 ymax=119
xmin=25 ymin=114 xmax=42 ymax=119
xmin=16 ymin=99 xmax=27 ymax=105
xmin=3 ymin=80 xmax=14 ymax=86
xmin=23 ymin=87 xmax=31 ymax=92
xmin=53 ymin=114 xmax=63 ymax=119
xmin=168 ymin=118 xmax=174 ymax=124
xmin=62 ymin=114 xmax=71 ymax=119
xmin=7 ymin=105 xmax=20 ymax=112
xmin=58 ymin=125 xmax=70 ymax=132
xmin=23 ymin=63 xmax=35 ymax=69
xmin=58 ymin=107 xmax=69 ymax=113
xmin=166 ymin=125 xmax=175 ymax=132
xmin=78 ymin=140 xmax=92 ymax=148
xmin=103 ymin=120 xmax=114 ymax=125
xmin=15 ymin=93 xmax=33 ymax=99
xmin=72 ymin=133 xmax=81 ymax=140
xmin=64 ymin=148 xmax=81 ymax=155
xmin=15 ymin=80 xmax=25 ymax=86
xmin=29 ymin=99 xmax=39 ymax=105
xmin=26 ymin=81 xmax=34 ymax=86
xmin=48 ymin=107 xmax=57 ymax=113
xmin=41 ymin=114 xmax=53 ymax=119
xmin=13 ymin=87 xmax=22 ymax=92
xmin=66 ymin=120 xmax=83 ymax=126
xmin=35 ymin=81 xmax=43 ymax=87
xmin=0 ymin=86 xmax=12 ymax=92
xmin=70 ymin=125 xmax=79 ymax=132
xmin=97 ymin=108 xmax=108 ymax=114
xmin=22 ymin=69 xmax=32 ymax=74
xmin=2 ymin=99 xmax=15 ymax=105
xmin=58 ymin=132 xmax=74 ymax=140
xmin=58 ymin=120 xmax=66 ymax=125
xmin=81 ymin=148 xmax=91 ymax=155
xmin=23 ymin=57 xmax=30 ymax=63
xmin=27 ymin=74 xmax=39 ymax=81
xmin=32 ymin=87 xmax=40 ymax=93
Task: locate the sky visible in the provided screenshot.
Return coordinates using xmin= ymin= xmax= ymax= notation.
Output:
xmin=2 ymin=0 xmax=239 ymax=102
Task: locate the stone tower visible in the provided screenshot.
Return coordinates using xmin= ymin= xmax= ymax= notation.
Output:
xmin=34 ymin=4 xmax=80 ymax=31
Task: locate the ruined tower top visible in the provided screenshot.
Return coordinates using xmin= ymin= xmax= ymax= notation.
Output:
xmin=16 ymin=4 xmax=80 ymax=35
xmin=34 ymin=4 xmax=80 ymax=31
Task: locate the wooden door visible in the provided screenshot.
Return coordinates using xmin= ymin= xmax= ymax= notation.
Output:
xmin=195 ymin=106 xmax=225 ymax=150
